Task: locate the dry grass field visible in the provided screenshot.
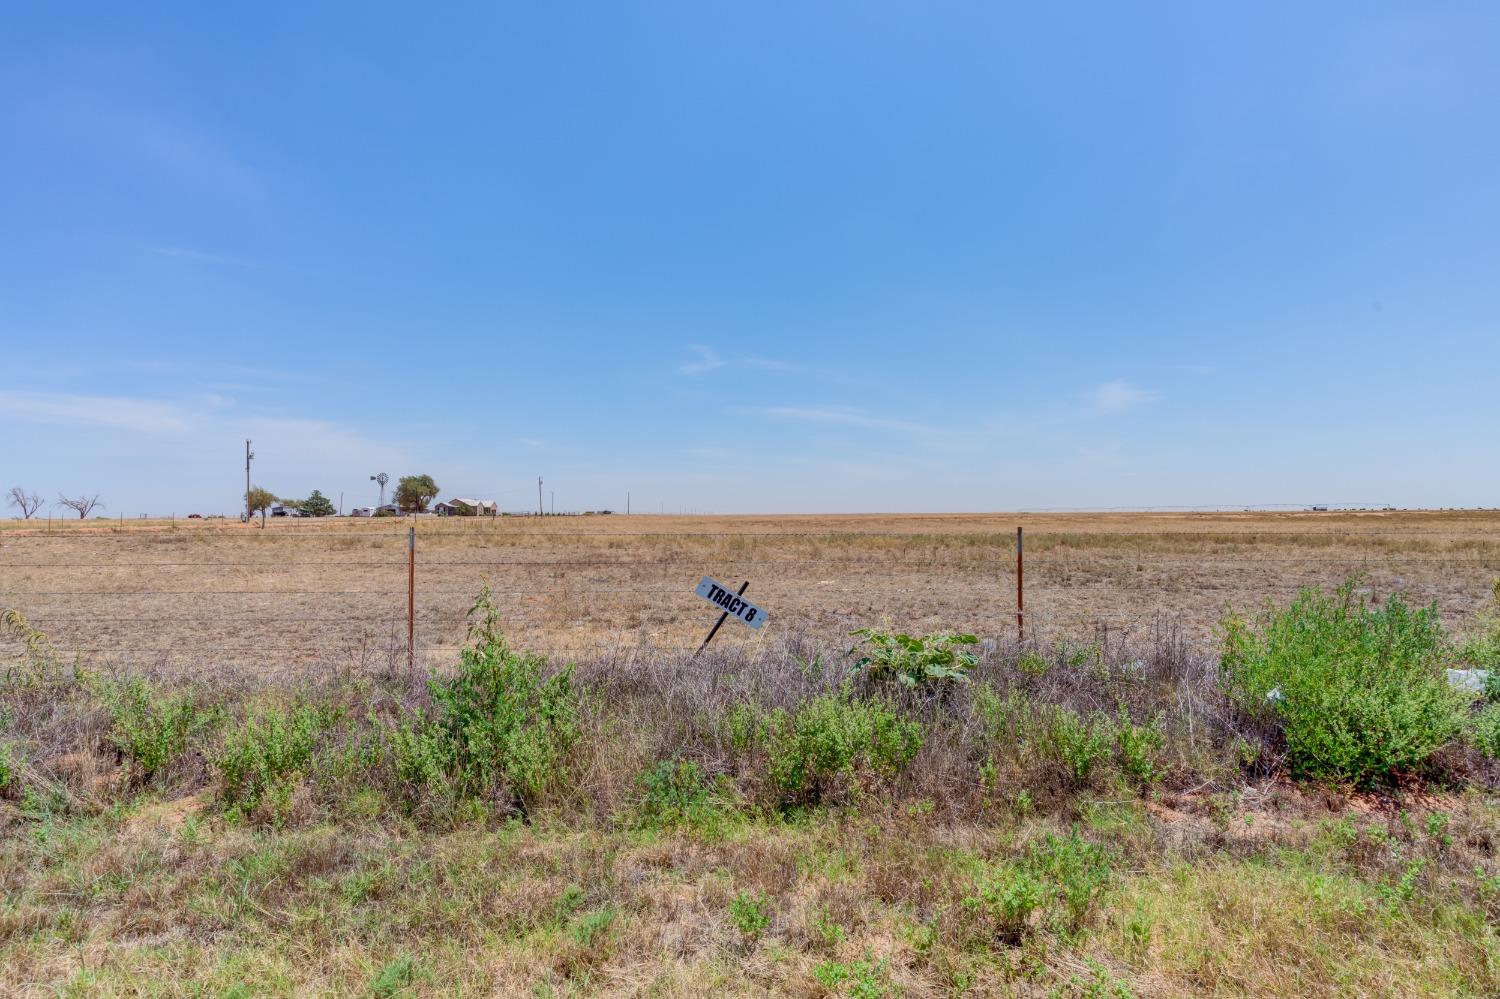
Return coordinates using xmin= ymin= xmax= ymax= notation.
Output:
xmin=3 ymin=509 xmax=1499 ymax=674
xmin=5 ymin=510 xmax=1500 ymax=997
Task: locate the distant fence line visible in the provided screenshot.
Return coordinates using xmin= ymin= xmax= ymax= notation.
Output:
xmin=2 ymin=523 xmax=1498 ymax=671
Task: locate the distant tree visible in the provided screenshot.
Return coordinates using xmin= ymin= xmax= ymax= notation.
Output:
xmin=56 ymin=493 xmax=104 ymax=519
xmin=245 ymin=487 xmax=277 ymax=526
xmin=7 ymin=487 xmax=43 ymax=519
xmin=395 ymin=474 xmax=439 ymax=513
xmin=302 ymin=490 xmax=336 ymax=517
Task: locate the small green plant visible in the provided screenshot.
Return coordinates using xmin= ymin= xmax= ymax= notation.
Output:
xmin=1063 ymin=641 xmax=1103 ymax=669
xmin=813 ymin=954 xmax=889 ymax=997
xmin=810 ymin=908 xmax=846 ymax=949
xmin=1221 ymin=581 xmax=1470 ymax=785
xmin=429 ymin=587 xmax=577 ymax=808
xmin=1455 ymin=580 xmax=1500 ymax=674
xmin=849 ymin=628 xmax=979 ymax=687
xmin=963 ymin=856 xmax=1047 ymax=944
xmin=571 ymin=907 xmax=616 ymax=946
xmin=963 ymin=831 xmax=1114 ymax=943
xmin=100 ymin=678 xmax=218 ymax=782
xmin=636 ymin=756 xmax=731 ymax=830
xmin=1016 ymin=650 xmax=1049 ymax=678
xmin=0 ymin=740 xmax=22 ymax=800
xmin=1048 ymin=706 xmax=1113 ymax=785
xmin=1468 ymin=703 xmax=1500 ymax=758
xmin=1112 ymin=706 xmax=1165 ymax=788
xmin=553 ymin=884 xmax=587 ymax=922
xmin=216 ymin=703 xmax=334 ymax=821
xmin=371 ymin=954 xmax=424 ymax=997
xmin=729 ymin=890 xmax=771 ymax=939
xmin=741 ymin=692 xmax=922 ymax=805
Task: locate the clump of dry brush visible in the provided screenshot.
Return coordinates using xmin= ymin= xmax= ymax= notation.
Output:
xmin=3 ymin=579 xmax=1499 ymax=831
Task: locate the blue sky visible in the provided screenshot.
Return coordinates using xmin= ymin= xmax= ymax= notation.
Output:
xmin=3 ymin=3 xmax=1498 ymax=515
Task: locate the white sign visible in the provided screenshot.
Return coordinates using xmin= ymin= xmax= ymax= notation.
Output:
xmin=694 ymin=576 xmax=768 ymax=630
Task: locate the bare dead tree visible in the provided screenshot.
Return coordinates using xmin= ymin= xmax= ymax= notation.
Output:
xmin=7 ymin=486 xmax=43 ymax=519
xmin=56 ymin=493 xmax=104 ymax=519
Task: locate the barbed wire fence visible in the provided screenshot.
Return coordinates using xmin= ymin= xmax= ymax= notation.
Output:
xmin=2 ymin=520 xmax=1499 ymax=676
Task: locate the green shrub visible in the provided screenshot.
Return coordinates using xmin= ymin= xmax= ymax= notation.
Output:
xmin=737 ymin=692 xmax=922 ymax=805
xmin=216 ymin=704 xmax=334 ymax=821
xmin=1469 ymin=703 xmax=1500 ymax=759
xmin=1016 ymin=650 xmax=1049 ymax=678
xmin=974 ymin=687 xmax=1162 ymax=792
xmin=728 ymin=890 xmax=771 ymax=939
xmin=1113 ymin=706 xmax=1165 ymax=788
xmin=100 ymin=678 xmax=218 ymax=782
xmin=384 ymin=710 xmax=462 ymax=816
xmin=849 ymin=628 xmax=979 ymax=687
xmin=384 ymin=587 xmax=579 ymax=819
xmin=1456 ymin=581 xmax=1500 ymax=674
xmin=1221 ymin=582 xmax=1470 ymax=785
xmin=636 ymin=756 xmax=732 ymax=830
xmin=964 ymin=831 xmax=1114 ymax=943
xmin=0 ymin=740 xmax=21 ymax=800
xmin=963 ymin=856 xmax=1047 ymax=943
xmin=812 ymin=955 xmax=890 ymax=997
xmin=1047 ymin=706 xmax=1113 ymax=786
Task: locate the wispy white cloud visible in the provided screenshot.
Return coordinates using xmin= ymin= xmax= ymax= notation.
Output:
xmin=138 ymin=243 xmax=271 ymax=269
xmin=0 ymin=390 xmax=192 ymax=433
xmin=1088 ymin=379 xmax=1156 ymax=414
xmin=743 ymin=356 xmax=800 ymax=372
xmin=515 ymin=437 xmax=545 ymax=449
xmin=753 ymin=405 xmax=941 ymax=435
xmin=679 ymin=345 xmax=727 ymax=376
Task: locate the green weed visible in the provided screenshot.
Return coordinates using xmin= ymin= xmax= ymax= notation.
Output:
xmin=729 ymin=890 xmax=772 ymax=939
xmin=849 ymin=628 xmax=979 ymax=688
xmin=635 ymin=756 xmax=733 ymax=831
xmin=100 ymin=678 xmax=219 ymax=783
xmin=1222 ymin=581 xmax=1469 ymax=785
xmin=737 ymin=692 xmax=922 ymax=806
xmin=216 ymin=703 xmax=334 ymax=822
xmin=964 ymin=831 xmax=1114 ymax=943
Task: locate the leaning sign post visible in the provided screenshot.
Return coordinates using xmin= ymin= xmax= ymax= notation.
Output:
xmin=693 ymin=575 xmax=769 ymax=656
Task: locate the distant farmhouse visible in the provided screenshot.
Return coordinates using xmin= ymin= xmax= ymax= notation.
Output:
xmin=434 ymin=498 xmax=498 ymax=517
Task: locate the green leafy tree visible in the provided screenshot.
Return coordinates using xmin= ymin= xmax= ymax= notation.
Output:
xmin=245 ymin=486 xmax=277 ymax=526
xmin=301 ymin=490 xmax=336 ymax=517
xmin=395 ymin=474 xmax=439 ymax=513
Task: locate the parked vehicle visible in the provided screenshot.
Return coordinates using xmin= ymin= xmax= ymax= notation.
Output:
xmin=187 ymin=513 xmax=202 ymax=519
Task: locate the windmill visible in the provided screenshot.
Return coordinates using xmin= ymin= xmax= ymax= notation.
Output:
xmin=370 ymin=472 xmax=389 ymax=508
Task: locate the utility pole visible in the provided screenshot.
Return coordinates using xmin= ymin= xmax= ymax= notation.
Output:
xmin=550 ymin=490 xmax=554 ymax=515
xmin=627 ymin=492 xmax=630 ymax=515
xmin=244 ymin=440 xmax=254 ymax=521
xmin=538 ymin=476 xmax=543 ymax=516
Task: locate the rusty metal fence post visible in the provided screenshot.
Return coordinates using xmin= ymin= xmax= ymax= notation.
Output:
xmin=1016 ymin=526 xmax=1024 ymax=643
xmin=407 ymin=525 xmax=415 ymax=671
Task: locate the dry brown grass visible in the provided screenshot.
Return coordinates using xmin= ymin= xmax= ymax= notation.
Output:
xmin=4 ymin=512 xmax=1500 ymax=995
xmin=2 ymin=510 xmax=1499 ymax=676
